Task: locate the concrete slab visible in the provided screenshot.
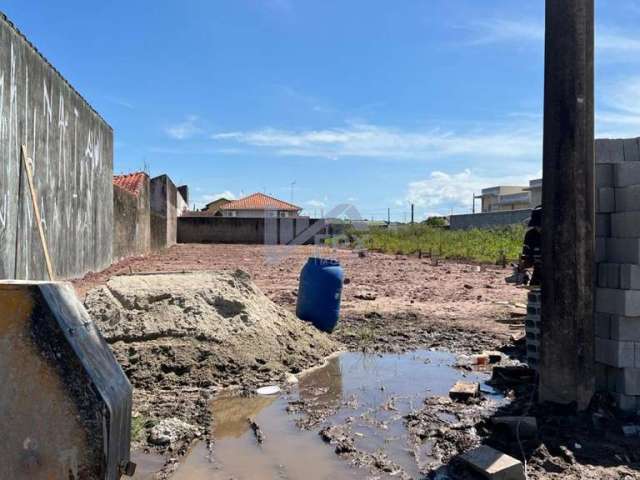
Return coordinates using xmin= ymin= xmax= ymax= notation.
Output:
xmin=598 ymin=263 xmax=620 ymax=289
xmin=595 ymin=313 xmax=612 ymax=339
xmin=606 ymin=238 xmax=640 ymax=264
xmin=621 ymin=265 xmax=640 ymax=290
xmin=624 ymin=138 xmax=640 ymax=162
xmin=596 ymin=139 xmax=612 ymax=164
xmin=449 ymin=381 xmax=480 ymax=401
xmin=596 ymin=288 xmax=640 ymax=316
xmin=611 ymin=316 xmax=640 ymax=341
xmin=615 ymin=185 xmax=640 ymax=212
xmin=459 ymin=445 xmax=525 ymax=480
xmin=596 ymin=164 xmax=613 ymax=188
xmin=611 ymin=139 xmax=627 ymax=164
xmin=598 ymin=139 xmax=626 ymax=164
xmin=611 ymin=367 xmax=640 ymax=395
xmin=597 ymin=187 xmax=615 ymax=213
xmin=614 ymin=162 xmax=640 ymax=187
xmin=596 ymin=237 xmax=607 ymax=263
xmin=595 ymin=337 xmax=636 ymax=368
xmin=612 ymin=212 xmax=640 ymax=238
xmin=596 ymin=214 xmax=611 ymax=237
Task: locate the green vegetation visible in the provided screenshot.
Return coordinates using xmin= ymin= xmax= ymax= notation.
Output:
xmin=131 ymin=415 xmax=149 ymax=443
xmin=340 ymin=224 xmax=526 ymax=264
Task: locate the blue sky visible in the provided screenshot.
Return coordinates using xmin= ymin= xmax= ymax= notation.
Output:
xmin=5 ymin=1 xmax=640 ymax=219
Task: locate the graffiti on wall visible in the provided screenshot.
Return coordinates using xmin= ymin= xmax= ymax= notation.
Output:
xmin=0 ymin=20 xmax=113 ymax=280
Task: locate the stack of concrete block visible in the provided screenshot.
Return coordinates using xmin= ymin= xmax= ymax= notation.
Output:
xmin=595 ymin=137 xmax=640 ymax=414
xmin=525 ymin=289 xmax=542 ymax=370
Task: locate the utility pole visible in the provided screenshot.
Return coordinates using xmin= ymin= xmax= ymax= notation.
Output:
xmin=387 ymin=208 xmax=391 ymax=224
xmin=540 ymin=0 xmax=595 ymax=410
xmin=410 ymin=204 xmax=415 ymax=224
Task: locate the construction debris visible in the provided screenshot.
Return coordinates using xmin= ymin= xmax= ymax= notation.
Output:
xmin=449 ymin=381 xmax=480 ymax=402
xmin=459 ymin=445 xmax=525 ymax=480
xmin=248 ymin=418 xmax=265 ymax=444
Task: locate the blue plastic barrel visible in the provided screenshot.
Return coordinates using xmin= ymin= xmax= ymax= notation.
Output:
xmin=296 ymin=257 xmax=344 ymax=333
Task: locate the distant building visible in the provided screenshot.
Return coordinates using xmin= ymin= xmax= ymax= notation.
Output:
xmin=525 ymin=178 xmax=542 ymax=207
xmin=220 ymin=192 xmax=302 ymax=218
xmin=480 ymin=186 xmax=531 ymax=213
xmin=113 ymin=172 xmax=148 ymax=196
xmin=203 ymin=198 xmax=232 ymax=215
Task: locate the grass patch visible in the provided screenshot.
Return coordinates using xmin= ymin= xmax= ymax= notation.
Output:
xmin=338 ymin=224 xmax=525 ymax=264
xmin=131 ymin=415 xmax=148 ymax=443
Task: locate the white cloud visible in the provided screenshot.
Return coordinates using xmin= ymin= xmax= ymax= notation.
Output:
xmin=464 ymin=19 xmax=543 ymax=46
xmin=106 ymin=96 xmax=134 ymax=109
xmin=405 ymin=169 xmax=539 ymax=215
xmin=200 ymin=190 xmax=236 ymax=204
xmin=307 ymin=199 xmax=326 ymax=208
xmin=211 ymin=122 xmax=540 ymax=161
xmin=598 ymin=76 xmax=640 ymax=137
xmin=597 ymin=31 xmax=640 ymax=54
xmin=463 ymin=18 xmax=640 ymax=55
xmin=165 ymin=115 xmax=203 ymax=140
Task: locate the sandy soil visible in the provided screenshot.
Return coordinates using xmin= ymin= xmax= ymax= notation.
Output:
xmin=84 ymin=270 xmax=338 ymax=456
xmin=75 ymin=243 xmax=525 ymax=343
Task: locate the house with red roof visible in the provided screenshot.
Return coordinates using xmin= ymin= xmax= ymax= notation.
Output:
xmin=220 ymin=193 xmax=302 ymax=218
xmin=113 ymin=172 xmax=148 ymax=196
xmin=112 ymin=172 xmax=151 ymax=260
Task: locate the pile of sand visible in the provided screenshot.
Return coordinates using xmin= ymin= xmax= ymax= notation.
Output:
xmin=85 ymin=270 xmax=339 ymax=391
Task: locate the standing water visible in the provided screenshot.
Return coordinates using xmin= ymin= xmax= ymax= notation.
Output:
xmin=136 ymin=350 xmax=504 ymax=479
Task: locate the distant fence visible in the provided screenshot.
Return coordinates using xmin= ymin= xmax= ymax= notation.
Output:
xmin=449 ymin=209 xmax=532 ymax=230
xmin=178 ymin=217 xmax=323 ymax=244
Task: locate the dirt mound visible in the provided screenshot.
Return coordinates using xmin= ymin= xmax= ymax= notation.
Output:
xmin=85 ymin=270 xmax=339 ymax=451
xmin=86 ymin=270 xmax=338 ymax=388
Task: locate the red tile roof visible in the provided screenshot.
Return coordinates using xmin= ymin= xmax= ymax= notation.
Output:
xmin=221 ymin=193 xmax=301 ymax=212
xmin=113 ymin=172 xmax=147 ymax=196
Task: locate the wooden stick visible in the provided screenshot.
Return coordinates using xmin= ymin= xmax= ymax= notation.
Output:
xmin=21 ymin=145 xmax=55 ymax=280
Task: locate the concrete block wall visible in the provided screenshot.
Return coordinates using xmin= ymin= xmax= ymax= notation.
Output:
xmin=112 ymin=179 xmax=151 ymax=261
xmin=177 ymin=216 xmax=321 ymax=245
xmin=150 ymin=175 xmax=178 ymax=249
xmin=595 ymin=138 xmax=640 ymax=413
xmin=0 ymin=13 xmax=113 ymax=280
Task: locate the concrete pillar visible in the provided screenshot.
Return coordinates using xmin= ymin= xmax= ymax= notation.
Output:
xmin=540 ymin=0 xmax=595 ymax=410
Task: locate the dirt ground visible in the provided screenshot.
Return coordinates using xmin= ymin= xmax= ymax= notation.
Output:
xmin=75 ymin=243 xmax=525 ymax=349
xmin=74 ymin=244 xmax=639 ymax=479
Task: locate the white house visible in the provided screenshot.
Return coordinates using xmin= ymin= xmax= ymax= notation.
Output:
xmin=220 ymin=193 xmax=302 ymax=218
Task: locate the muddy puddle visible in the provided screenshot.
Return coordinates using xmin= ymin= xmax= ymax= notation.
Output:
xmin=135 ymin=350 xmax=504 ymax=479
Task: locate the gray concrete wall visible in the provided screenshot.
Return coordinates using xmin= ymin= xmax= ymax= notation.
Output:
xmin=150 ymin=212 xmax=167 ymax=251
xmin=0 ymin=14 xmax=113 ymax=280
xmin=177 ymin=217 xmax=319 ymax=244
xmin=112 ymin=179 xmax=150 ymax=261
xmin=150 ymin=175 xmax=177 ymax=248
xmin=449 ymin=209 xmax=532 ymax=230
xmin=167 ymin=179 xmax=177 ymax=246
